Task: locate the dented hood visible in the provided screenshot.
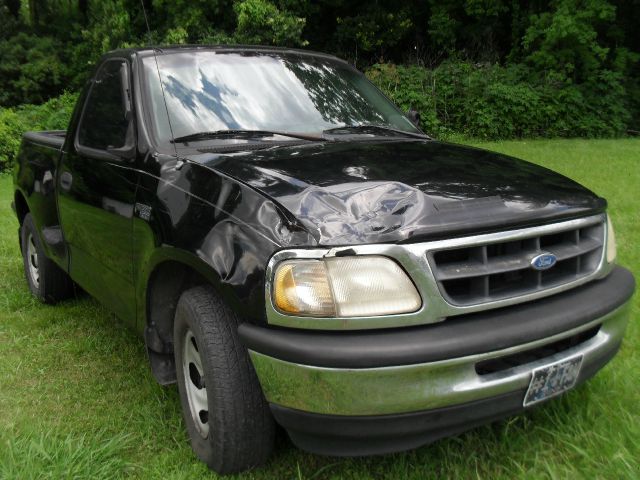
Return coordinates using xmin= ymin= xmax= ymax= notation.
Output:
xmin=191 ymin=140 xmax=606 ymax=246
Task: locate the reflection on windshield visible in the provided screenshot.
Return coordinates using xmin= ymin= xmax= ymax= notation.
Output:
xmin=143 ymin=51 xmax=418 ymax=142
xmin=281 ymin=59 xmax=384 ymax=126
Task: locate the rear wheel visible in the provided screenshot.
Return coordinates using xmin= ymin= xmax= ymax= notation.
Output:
xmin=174 ymin=286 xmax=275 ymax=474
xmin=20 ymin=214 xmax=73 ymax=303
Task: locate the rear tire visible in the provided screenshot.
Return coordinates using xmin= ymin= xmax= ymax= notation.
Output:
xmin=21 ymin=214 xmax=73 ymax=303
xmin=174 ymin=286 xmax=275 ymax=474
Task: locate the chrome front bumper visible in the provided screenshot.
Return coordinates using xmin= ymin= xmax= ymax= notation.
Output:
xmin=249 ymin=300 xmax=631 ymax=416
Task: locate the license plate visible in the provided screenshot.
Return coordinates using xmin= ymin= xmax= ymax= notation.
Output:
xmin=523 ymin=355 xmax=583 ymax=407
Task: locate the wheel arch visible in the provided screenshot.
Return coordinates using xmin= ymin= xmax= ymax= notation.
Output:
xmin=145 ymin=259 xmax=210 ymax=351
xmin=141 ymin=250 xmax=230 ymax=385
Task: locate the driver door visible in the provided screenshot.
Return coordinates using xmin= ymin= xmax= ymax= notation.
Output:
xmin=57 ymin=58 xmax=139 ymax=326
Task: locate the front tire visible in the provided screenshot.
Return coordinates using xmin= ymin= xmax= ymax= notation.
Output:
xmin=20 ymin=214 xmax=73 ymax=303
xmin=174 ymin=286 xmax=275 ymax=474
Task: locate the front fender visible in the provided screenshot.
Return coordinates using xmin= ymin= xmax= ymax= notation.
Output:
xmin=133 ymin=159 xmax=316 ymax=335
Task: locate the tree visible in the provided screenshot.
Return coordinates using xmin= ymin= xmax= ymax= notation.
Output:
xmin=522 ymin=0 xmax=616 ymax=83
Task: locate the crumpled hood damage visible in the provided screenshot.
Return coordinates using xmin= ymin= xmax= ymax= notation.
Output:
xmin=189 ymin=140 xmax=606 ymax=246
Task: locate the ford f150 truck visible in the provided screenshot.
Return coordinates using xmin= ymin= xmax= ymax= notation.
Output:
xmin=12 ymin=46 xmax=635 ymax=474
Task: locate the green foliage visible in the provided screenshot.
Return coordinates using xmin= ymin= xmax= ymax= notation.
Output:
xmin=0 ymin=33 xmax=70 ymax=106
xmin=0 ymin=109 xmax=23 ymax=172
xmin=151 ymin=0 xmax=306 ymax=46
xmin=0 ymin=92 xmax=77 ymax=171
xmin=334 ymin=8 xmax=412 ymax=57
xmin=235 ymin=0 xmax=307 ymax=46
xmin=427 ymin=4 xmax=459 ymax=53
xmin=522 ymin=0 xmax=616 ymax=83
xmin=153 ymin=0 xmax=234 ymax=44
xmin=367 ymin=61 xmax=630 ymax=140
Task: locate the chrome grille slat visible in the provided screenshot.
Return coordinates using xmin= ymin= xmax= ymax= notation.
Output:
xmin=552 ymin=237 xmax=602 ymax=260
xmin=435 ymin=250 xmax=533 ymax=280
xmin=428 ymin=218 xmax=605 ymax=306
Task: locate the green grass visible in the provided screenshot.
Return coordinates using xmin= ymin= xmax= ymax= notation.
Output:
xmin=0 ymin=138 xmax=638 ymax=479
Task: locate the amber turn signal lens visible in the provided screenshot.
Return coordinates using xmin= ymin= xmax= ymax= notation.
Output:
xmin=273 ymin=261 xmax=336 ymax=316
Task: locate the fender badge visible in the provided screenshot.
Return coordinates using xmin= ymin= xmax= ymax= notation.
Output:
xmin=135 ymin=203 xmax=152 ymax=221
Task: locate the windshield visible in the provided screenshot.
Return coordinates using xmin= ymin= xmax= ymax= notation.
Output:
xmin=142 ymin=50 xmax=420 ymax=143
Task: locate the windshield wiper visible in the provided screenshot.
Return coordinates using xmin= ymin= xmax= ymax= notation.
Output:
xmin=323 ymin=124 xmax=428 ymax=139
xmin=172 ymin=129 xmax=325 ymax=143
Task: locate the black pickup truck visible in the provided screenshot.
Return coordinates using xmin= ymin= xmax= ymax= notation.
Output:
xmin=12 ymin=46 xmax=635 ymax=474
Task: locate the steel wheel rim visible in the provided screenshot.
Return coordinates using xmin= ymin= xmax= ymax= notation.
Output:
xmin=182 ymin=329 xmax=209 ymax=438
xmin=26 ymin=233 xmax=40 ymax=287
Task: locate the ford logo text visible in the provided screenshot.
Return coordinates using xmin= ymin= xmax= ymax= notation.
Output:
xmin=530 ymin=253 xmax=557 ymax=271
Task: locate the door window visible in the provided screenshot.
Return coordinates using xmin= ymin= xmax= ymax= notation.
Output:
xmin=78 ymin=60 xmax=129 ymax=150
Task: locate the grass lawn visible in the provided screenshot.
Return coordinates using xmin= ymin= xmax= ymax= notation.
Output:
xmin=0 ymin=138 xmax=638 ymax=479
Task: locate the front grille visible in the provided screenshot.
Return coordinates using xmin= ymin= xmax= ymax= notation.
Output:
xmin=428 ymin=218 xmax=605 ymax=306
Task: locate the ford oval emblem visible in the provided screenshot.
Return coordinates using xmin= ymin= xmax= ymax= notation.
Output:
xmin=531 ymin=253 xmax=557 ymax=271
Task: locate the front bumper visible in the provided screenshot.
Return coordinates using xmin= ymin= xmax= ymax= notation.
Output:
xmin=240 ymin=266 xmax=635 ymax=455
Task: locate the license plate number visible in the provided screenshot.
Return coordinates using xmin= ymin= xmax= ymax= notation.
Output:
xmin=523 ymin=356 xmax=583 ymax=407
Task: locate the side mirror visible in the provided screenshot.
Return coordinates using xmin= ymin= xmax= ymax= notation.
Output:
xmin=107 ymin=120 xmax=136 ymax=161
xmin=406 ymin=107 xmax=421 ymax=128
xmin=107 ymin=143 xmax=136 ymax=161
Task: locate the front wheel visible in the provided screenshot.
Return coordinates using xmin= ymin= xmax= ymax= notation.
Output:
xmin=20 ymin=214 xmax=73 ymax=303
xmin=173 ymin=286 xmax=275 ymax=474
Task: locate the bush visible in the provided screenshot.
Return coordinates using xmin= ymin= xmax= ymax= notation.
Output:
xmin=0 ymin=33 xmax=71 ymax=107
xmin=0 ymin=109 xmax=23 ymax=173
xmin=366 ymin=61 xmax=630 ymax=140
xmin=0 ymin=93 xmax=77 ymax=172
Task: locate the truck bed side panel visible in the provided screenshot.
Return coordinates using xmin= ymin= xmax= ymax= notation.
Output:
xmin=22 ymin=130 xmax=66 ymax=150
xmin=13 ymin=131 xmax=67 ymax=266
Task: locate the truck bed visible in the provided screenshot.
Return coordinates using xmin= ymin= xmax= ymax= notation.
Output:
xmin=15 ymin=130 xmax=67 ymax=231
xmin=22 ymin=130 xmax=66 ymax=150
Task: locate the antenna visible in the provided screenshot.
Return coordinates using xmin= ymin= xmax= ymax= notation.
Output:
xmin=139 ymin=0 xmax=181 ymax=164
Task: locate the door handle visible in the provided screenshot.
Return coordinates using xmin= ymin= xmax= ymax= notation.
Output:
xmin=59 ymin=172 xmax=73 ymax=192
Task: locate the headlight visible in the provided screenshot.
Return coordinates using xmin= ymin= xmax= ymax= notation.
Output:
xmin=272 ymin=256 xmax=422 ymax=317
xmin=606 ymin=215 xmax=617 ymax=263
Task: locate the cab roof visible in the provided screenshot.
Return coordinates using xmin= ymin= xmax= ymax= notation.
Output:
xmin=103 ymin=44 xmax=349 ymax=66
